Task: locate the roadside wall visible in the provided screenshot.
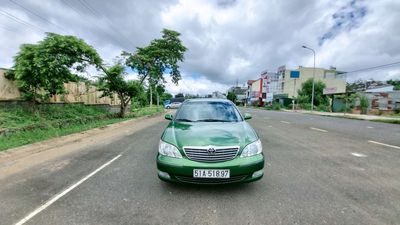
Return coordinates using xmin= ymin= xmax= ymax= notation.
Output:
xmin=0 ymin=68 xmax=121 ymax=105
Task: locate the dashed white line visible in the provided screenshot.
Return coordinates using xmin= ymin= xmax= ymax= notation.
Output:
xmin=310 ymin=127 xmax=328 ymax=133
xmin=351 ymin=152 xmax=367 ymax=157
xmin=280 ymin=121 xmax=291 ymax=124
xmin=14 ymin=154 xmax=122 ymax=225
xmin=366 ymin=126 xmax=374 ymax=129
xmin=368 ymin=140 xmax=400 ymax=150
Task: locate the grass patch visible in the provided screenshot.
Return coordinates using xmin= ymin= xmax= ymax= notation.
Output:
xmin=0 ymin=104 xmax=107 ymax=129
xmin=370 ymin=119 xmax=400 ymax=124
xmin=0 ymin=105 xmax=164 ymax=151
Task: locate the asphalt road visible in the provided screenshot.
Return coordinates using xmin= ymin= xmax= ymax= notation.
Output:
xmin=1 ymin=109 xmax=400 ymax=225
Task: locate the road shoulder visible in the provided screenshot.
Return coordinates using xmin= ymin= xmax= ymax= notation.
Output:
xmin=0 ymin=113 xmax=165 ymax=179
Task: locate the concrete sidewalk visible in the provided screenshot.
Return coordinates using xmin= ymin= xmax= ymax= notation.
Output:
xmin=283 ymin=109 xmax=400 ymax=121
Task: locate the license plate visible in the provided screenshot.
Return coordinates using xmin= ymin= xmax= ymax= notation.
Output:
xmin=193 ymin=169 xmax=230 ymax=178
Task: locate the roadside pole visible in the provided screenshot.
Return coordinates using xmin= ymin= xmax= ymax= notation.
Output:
xmin=292 ymin=78 xmax=297 ymax=111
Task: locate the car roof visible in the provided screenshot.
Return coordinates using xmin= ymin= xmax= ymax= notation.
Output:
xmin=185 ymin=98 xmax=231 ymax=103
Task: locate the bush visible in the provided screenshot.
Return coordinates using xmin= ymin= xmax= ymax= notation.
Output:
xmin=359 ymin=95 xmax=369 ymax=114
xmin=272 ymin=102 xmax=281 ymax=110
xmin=299 ymin=103 xmax=312 ymax=110
xmin=316 ymin=105 xmax=330 ymax=112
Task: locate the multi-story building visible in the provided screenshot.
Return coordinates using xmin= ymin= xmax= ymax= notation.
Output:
xmin=282 ymin=66 xmax=346 ymax=98
xmin=246 ymin=66 xmax=347 ymax=105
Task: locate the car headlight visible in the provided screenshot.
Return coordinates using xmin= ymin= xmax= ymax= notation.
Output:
xmin=159 ymin=140 xmax=182 ymax=158
xmin=240 ymin=139 xmax=262 ymax=157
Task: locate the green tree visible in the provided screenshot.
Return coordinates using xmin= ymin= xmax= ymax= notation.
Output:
xmin=162 ymin=92 xmax=173 ymax=102
xmin=227 ymin=91 xmax=237 ymax=103
xmin=359 ymin=94 xmax=369 ymax=114
xmin=297 ymin=78 xmax=329 ymax=108
xmin=124 ymin=29 xmax=187 ymax=105
xmin=98 ymin=64 xmax=143 ymax=117
xmin=387 ymin=79 xmax=400 ymax=90
xmin=6 ymin=33 xmax=102 ymax=102
xmin=175 ymin=93 xmax=184 ymax=98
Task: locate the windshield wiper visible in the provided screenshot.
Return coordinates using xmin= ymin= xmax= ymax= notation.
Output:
xmin=176 ymin=119 xmax=194 ymax=122
xmin=196 ymin=119 xmax=231 ymax=122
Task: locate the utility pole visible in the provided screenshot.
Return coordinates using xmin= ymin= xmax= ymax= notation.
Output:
xmin=302 ymin=45 xmax=316 ymax=112
xmin=149 ymin=83 xmax=152 ymax=106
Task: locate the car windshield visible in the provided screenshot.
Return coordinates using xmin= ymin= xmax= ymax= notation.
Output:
xmin=175 ymin=101 xmax=242 ymax=122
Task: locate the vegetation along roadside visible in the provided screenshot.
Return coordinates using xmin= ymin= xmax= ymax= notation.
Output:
xmin=0 ymin=104 xmax=164 ymax=151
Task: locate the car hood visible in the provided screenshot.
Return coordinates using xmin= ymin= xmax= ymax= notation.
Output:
xmin=162 ymin=121 xmax=258 ymax=150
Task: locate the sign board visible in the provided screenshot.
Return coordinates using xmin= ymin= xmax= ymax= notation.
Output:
xmin=266 ymin=93 xmax=273 ymax=102
xmin=323 ymin=87 xmax=338 ymax=95
xmin=290 ymin=71 xmax=300 ymax=78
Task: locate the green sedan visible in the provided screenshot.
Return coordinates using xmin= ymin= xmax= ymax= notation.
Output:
xmin=157 ymin=99 xmax=264 ymax=184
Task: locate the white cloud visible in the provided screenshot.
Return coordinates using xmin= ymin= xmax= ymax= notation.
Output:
xmin=165 ymin=74 xmax=231 ymax=96
xmin=0 ymin=0 xmax=399 ymax=94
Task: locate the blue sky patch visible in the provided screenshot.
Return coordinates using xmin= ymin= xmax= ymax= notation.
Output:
xmin=319 ymin=0 xmax=367 ymax=45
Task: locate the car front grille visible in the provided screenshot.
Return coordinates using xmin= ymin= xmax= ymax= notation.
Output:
xmin=175 ymin=175 xmax=247 ymax=184
xmin=183 ymin=146 xmax=239 ymax=163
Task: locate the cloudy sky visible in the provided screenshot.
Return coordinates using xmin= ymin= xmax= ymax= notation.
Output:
xmin=0 ymin=0 xmax=399 ymax=95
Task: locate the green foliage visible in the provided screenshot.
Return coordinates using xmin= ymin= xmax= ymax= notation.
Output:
xmin=359 ymin=94 xmax=369 ymax=114
xmin=175 ymin=93 xmax=184 ymax=98
xmin=227 ymin=91 xmax=237 ymax=103
xmin=297 ymin=78 xmax=329 ymax=108
xmin=8 ymin=33 xmax=102 ymax=102
xmin=299 ymin=102 xmax=312 ymax=110
xmin=124 ymin=29 xmax=187 ymax=85
xmin=387 ymin=79 xmax=400 ymax=90
xmin=264 ymin=102 xmax=281 ymax=110
xmin=0 ymin=105 xmax=164 ymax=151
xmin=0 ymin=104 xmax=107 ymax=129
xmin=98 ymin=64 xmax=144 ymax=117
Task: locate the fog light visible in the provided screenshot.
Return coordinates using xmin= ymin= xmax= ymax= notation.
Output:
xmin=252 ymin=169 xmax=263 ymax=178
xmin=158 ymin=170 xmax=170 ymax=179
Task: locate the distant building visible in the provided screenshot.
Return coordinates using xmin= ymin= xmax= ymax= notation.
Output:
xmin=365 ymin=85 xmax=394 ymax=93
xmin=283 ymin=66 xmax=346 ymax=98
xmin=211 ymin=91 xmax=226 ymax=99
xmin=228 ymin=86 xmax=247 ymax=103
xmin=246 ymin=66 xmax=347 ymax=106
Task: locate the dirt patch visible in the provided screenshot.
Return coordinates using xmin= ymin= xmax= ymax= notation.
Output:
xmin=0 ymin=113 xmax=166 ymax=179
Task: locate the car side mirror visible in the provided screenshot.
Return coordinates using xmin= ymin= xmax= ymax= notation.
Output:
xmin=165 ymin=114 xmax=173 ymax=120
xmin=244 ymin=113 xmax=252 ymax=120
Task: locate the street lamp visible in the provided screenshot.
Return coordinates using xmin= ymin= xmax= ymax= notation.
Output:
xmin=302 ymin=45 xmax=316 ymax=112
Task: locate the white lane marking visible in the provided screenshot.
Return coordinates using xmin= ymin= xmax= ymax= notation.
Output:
xmin=366 ymin=126 xmax=374 ymax=129
xmin=280 ymin=121 xmax=291 ymax=124
xmin=368 ymin=140 xmax=400 ymax=150
xmin=268 ymin=125 xmax=273 ymax=128
xmin=14 ymin=154 xmax=122 ymax=225
xmin=351 ymin=152 xmax=367 ymax=157
xmin=310 ymin=127 xmax=328 ymax=133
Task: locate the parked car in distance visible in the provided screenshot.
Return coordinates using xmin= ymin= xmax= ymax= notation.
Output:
xmin=165 ymin=102 xmax=182 ymax=109
xmin=157 ymin=98 xmax=264 ymax=184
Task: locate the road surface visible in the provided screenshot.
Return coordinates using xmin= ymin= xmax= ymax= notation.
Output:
xmin=0 ymin=109 xmax=399 ymax=225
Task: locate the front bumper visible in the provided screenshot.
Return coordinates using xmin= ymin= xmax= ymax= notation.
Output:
xmin=157 ymin=154 xmax=264 ymax=184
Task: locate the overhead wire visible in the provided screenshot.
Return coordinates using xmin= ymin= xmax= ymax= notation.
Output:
xmin=77 ymin=0 xmax=136 ymax=49
xmin=340 ymin=61 xmax=400 ymax=75
xmin=0 ymin=8 xmax=45 ymax=32
xmin=59 ymin=0 xmax=130 ymax=51
xmin=8 ymin=0 xmax=65 ymax=31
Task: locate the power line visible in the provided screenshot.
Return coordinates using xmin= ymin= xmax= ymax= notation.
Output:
xmin=77 ymin=0 xmax=135 ymax=49
xmin=0 ymin=24 xmax=18 ymax=33
xmin=59 ymin=0 xmax=129 ymax=50
xmin=341 ymin=61 xmax=400 ymax=74
xmin=0 ymin=8 xmax=45 ymax=33
xmin=8 ymin=0 xmax=65 ymax=31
